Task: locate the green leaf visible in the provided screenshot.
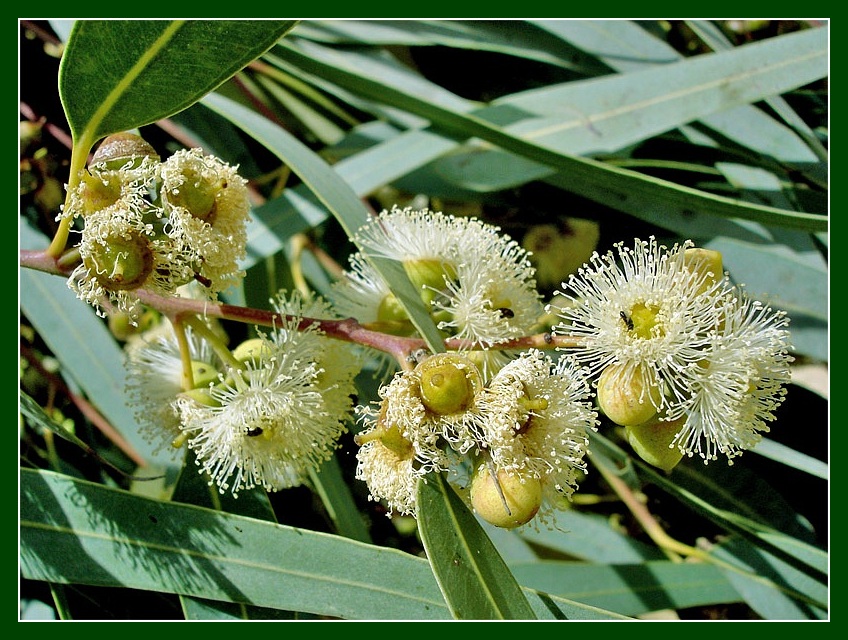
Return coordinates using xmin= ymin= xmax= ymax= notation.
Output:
xmin=510 ymin=560 xmax=742 ymax=617
xmin=416 ymin=472 xmax=537 ymax=620
xmin=58 ymin=20 xmax=297 ymax=150
xmin=273 ymin=35 xmax=827 ymax=232
xmin=519 ymin=508 xmax=667 ymax=564
xmin=20 ymin=469 xmax=628 ymax=621
xmin=293 ymin=19 xmax=609 ymax=75
xmin=711 ymin=535 xmax=828 ymax=619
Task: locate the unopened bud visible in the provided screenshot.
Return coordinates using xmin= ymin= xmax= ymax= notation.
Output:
xmin=470 ymin=464 xmax=542 ymax=529
xmin=597 ymin=362 xmax=662 ymax=426
xmin=625 ymin=417 xmax=685 ymax=472
xmin=91 ymin=132 xmax=160 ymax=169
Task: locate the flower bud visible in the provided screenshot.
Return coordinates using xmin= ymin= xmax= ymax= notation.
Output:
xmin=91 ymin=132 xmax=160 ymax=170
xmin=190 ymin=360 xmax=220 ymax=388
xmin=684 ymin=247 xmax=724 ymax=294
xmin=416 ymin=353 xmax=482 ymax=416
xmin=231 ymin=338 xmax=272 ymax=365
xmin=625 ymin=417 xmax=685 ymax=472
xmin=470 ymin=464 xmax=542 ymax=529
xmin=597 ymin=362 xmax=662 ymax=426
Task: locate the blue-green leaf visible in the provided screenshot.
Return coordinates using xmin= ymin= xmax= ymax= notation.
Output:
xmin=20 ymin=469 xmax=629 ymax=620
xmin=510 ymin=560 xmax=742 ymax=617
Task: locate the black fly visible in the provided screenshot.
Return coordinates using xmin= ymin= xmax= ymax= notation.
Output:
xmin=619 ymin=310 xmax=634 ymax=331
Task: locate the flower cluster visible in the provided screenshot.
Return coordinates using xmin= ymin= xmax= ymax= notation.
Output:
xmin=62 ymin=133 xmax=251 ymax=320
xmin=551 ymin=237 xmax=793 ymax=467
xmin=354 ymin=350 xmax=598 ymax=527
xmin=127 ymin=291 xmax=361 ymax=497
xmin=331 ymin=205 xmax=544 ymax=380
xmin=119 ymin=201 xmax=794 ymax=528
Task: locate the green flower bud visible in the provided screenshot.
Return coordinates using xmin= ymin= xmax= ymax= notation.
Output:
xmin=91 ymin=132 xmax=160 ymax=170
xmin=597 ymin=362 xmax=662 ymax=427
xmin=416 ymin=353 xmax=482 ymax=416
xmin=82 ymin=230 xmax=154 ymax=291
xmin=470 ymin=464 xmax=542 ymax=529
xmin=231 ymin=338 xmax=272 ymax=365
xmin=625 ymin=417 xmax=685 ymax=472
xmin=684 ymin=247 xmax=724 ymax=295
xmin=190 ymin=360 xmax=220 ymax=388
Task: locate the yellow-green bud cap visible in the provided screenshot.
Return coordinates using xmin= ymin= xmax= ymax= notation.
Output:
xmin=82 ymin=231 xmax=154 ymax=291
xmin=415 ymin=353 xmax=482 ymax=415
xmin=597 ymin=362 xmax=662 ymax=427
xmin=91 ymin=132 xmax=160 ymax=169
xmin=231 ymin=338 xmax=272 ymax=365
xmin=190 ymin=360 xmax=220 ymax=388
xmin=625 ymin=417 xmax=685 ymax=472
xmin=684 ymin=247 xmax=723 ymax=293
xmin=470 ymin=465 xmax=542 ymax=529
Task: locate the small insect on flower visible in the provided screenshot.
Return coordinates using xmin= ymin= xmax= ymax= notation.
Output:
xmin=619 ymin=310 xmax=635 ymax=331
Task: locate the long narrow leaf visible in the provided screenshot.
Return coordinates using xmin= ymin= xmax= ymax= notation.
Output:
xmin=272 ymin=35 xmax=827 ymax=232
xmin=200 ymin=92 xmax=446 ymax=355
xmin=416 ymin=472 xmax=537 ymax=620
xmin=20 ymin=469 xmax=628 ymax=620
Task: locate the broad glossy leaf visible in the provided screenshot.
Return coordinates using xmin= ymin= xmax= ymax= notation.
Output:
xmin=416 ymin=472 xmax=537 ymax=620
xmin=510 ymin=560 xmax=742 ymax=617
xmin=20 ymin=469 xmax=628 ymax=620
xmin=58 ymin=20 xmax=297 ymax=149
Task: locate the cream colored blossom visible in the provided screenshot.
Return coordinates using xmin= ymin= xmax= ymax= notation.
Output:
xmin=666 ymin=293 xmax=793 ymax=463
xmin=159 ymin=148 xmax=251 ymax=294
xmin=551 ymin=237 xmax=733 ymax=415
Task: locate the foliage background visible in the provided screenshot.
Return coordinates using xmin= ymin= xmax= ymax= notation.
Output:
xmin=19 ymin=19 xmax=828 ymax=621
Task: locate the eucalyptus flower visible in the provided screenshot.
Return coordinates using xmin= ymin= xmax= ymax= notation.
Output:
xmin=666 ymin=292 xmax=794 ymax=463
xmin=551 ymin=237 xmax=733 ymax=418
xmin=159 ymin=148 xmax=251 ymax=295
